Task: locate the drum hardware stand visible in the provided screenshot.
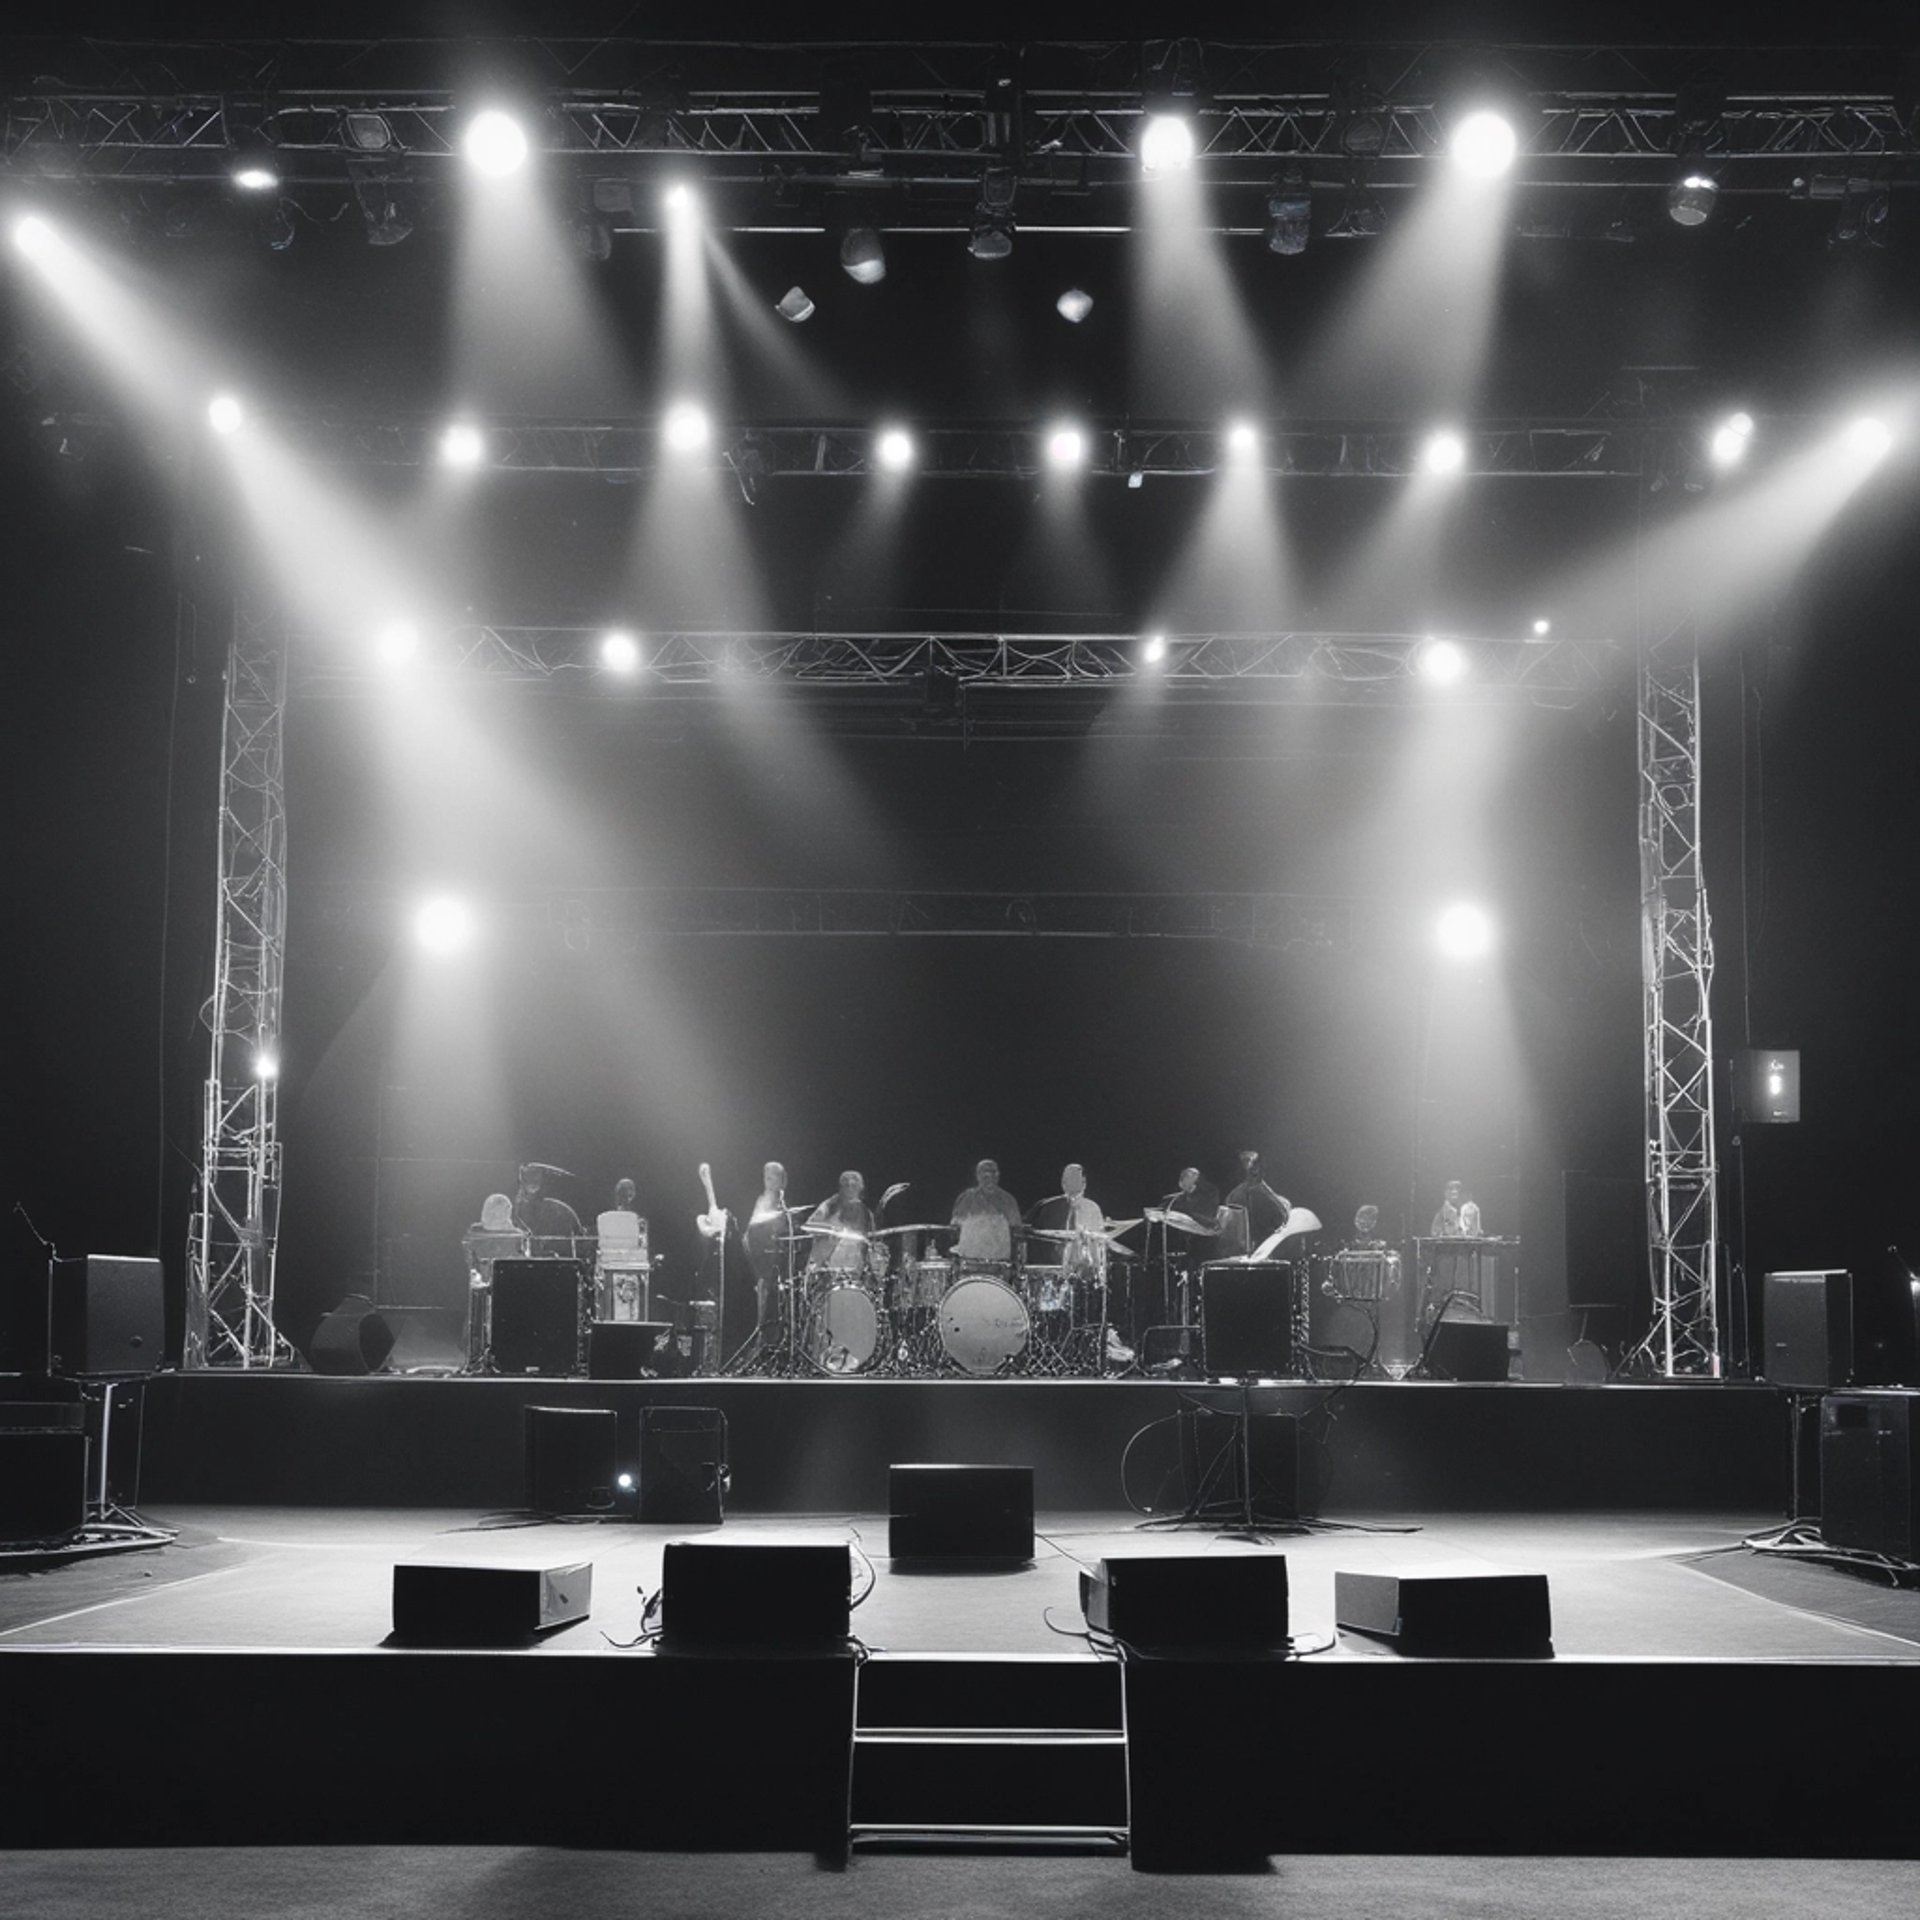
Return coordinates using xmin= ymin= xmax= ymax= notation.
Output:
xmin=1168 ymin=1383 xmax=1274 ymax=1541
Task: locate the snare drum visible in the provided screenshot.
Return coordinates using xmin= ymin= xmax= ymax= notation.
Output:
xmin=892 ymin=1255 xmax=950 ymax=1314
xmin=936 ymin=1275 xmax=1031 ymax=1375
xmin=803 ymin=1269 xmax=882 ymax=1375
xmin=1024 ymin=1265 xmax=1072 ymax=1316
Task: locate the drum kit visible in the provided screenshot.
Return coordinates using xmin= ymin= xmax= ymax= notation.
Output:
xmin=729 ymin=1215 xmax=1147 ymax=1378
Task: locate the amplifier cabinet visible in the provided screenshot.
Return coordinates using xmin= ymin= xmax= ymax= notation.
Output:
xmin=1820 ymin=1390 xmax=1920 ymax=1558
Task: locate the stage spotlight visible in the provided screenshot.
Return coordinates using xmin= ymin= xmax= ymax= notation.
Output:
xmin=840 ymin=226 xmax=887 ymax=285
xmin=1140 ymin=113 xmax=1196 ymax=175
xmin=970 ymin=165 xmax=1018 ymax=260
xmin=1847 ymin=416 xmax=1894 ymax=461
xmin=1531 ymin=617 xmax=1552 ymax=638
xmin=463 ymin=109 xmax=529 ymax=178
xmin=661 ymin=182 xmax=700 ymax=224
xmin=1056 ymin=287 xmax=1093 ymax=323
xmin=345 ymin=112 xmax=394 ymax=153
xmin=1418 ymin=638 xmax=1469 ymax=684
xmin=662 ymin=401 xmax=711 ymax=453
xmin=1422 ymin=430 xmax=1467 ymax=476
xmin=1667 ymin=172 xmax=1718 ymax=227
xmin=207 ymin=393 xmax=245 ymax=437
xmin=1141 ymin=632 xmax=1168 ymax=665
xmin=1709 ymin=411 xmax=1755 ymax=467
xmin=1266 ymin=171 xmax=1311 ymax=255
xmin=375 ymin=620 xmax=420 ymax=668
xmin=414 ymin=896 xmax=476 ymax=955
xmin=253 ymin=1048 xmax=280 ymax=1081
xmin=600 ymin=629 xmax=640 ymax=673
xmin=12 ymin=213 xmax=57 ymax=260
xmin=875 ymin=427 xmax=915 ymax=472
xmin=1045 ymin=425 xmax=1087 ymax=470
xmin=1436 ymin=901 xmax=1496 ymax=960
xmin=233 ymin=164 xmax=279 ymax=192
xmin=1451 ymin=111 xmax=1518 ymax=179
xmin=776 ymin=285 xmax=815 ymax=323
xmin=439 ymin=422 xmax=486 ymax=470
xmin=1225 ymin=419 xmax=1259 ymax=457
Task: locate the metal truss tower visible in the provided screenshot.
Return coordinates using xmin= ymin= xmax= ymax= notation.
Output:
xmin=1630 ymin=616 xmax=1721 ymax=1378
xmin=185 ymin=599 xmax=292 ymax=1369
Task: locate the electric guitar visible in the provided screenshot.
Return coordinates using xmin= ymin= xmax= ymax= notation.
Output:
xmin=696 ymin=1162 xmax=728 ymax=1240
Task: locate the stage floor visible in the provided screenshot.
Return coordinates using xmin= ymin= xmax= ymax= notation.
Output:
xmin=5 ymin=1506 xmax=1916 ymax=1661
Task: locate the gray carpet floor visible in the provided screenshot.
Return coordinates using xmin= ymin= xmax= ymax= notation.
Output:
xmin=3 ymin=1850 xmax=1917 ymax=1920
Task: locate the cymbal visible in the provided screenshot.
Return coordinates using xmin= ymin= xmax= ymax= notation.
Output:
xmin=1023 ymin=1226 xmax=1077 ymax=1242
xmin=1102 ymin=1217 xmax=1144 ymax=1237
xmin=874 ymin=1222 xmax=954 ymax=1238
xmin=1144 ymin=1208 xmax=1219 ymax=1235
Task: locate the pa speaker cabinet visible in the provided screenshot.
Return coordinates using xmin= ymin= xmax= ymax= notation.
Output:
xmin=1080 ymin=1552 xmax=1290 ymax=1652
xmin=491 ymin=1259 xmax=585 ymax=1375
xmin=888 ymin=1463 xmax=1035 ymax=1561
xmin=525 ymin=1405 xmax=618 ymax=1516
xmin=1427 ymin=1320 xmax=1512 ymax=1382
xmin=640 ymin=1405 xmax=727 ymax=1524
xmin=0 ymin=1429 xmax=88 ymax=1547
xmin=1764 ymin=1270 xmax=1853 ymax=1390
xmin=391 ymin=1561 xmax=592 ymax=1643
xmin=308 ymin=1295 xmax=395 ymax=1375
xmin=1335 ymin=1567 xmax=1553 ymax=1655
xmin=660 ymin=1539 xmax=849 ymax=1648
xmin=1200 ymin=1264 xmax=1298 ymax=1377
xmin=588 ymin=1320 xmax=674 ymax=1379
xmin=49 ymin=1256 xmax=164 ymax=1376
xmin=1178 ymin=1405 xmax=1317 ymax=1522
xmin=1820 ymin=1390 xmax=1920 ymax=1557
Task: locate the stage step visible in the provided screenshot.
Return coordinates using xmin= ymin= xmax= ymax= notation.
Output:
xmin=848 ymin=1653 xmax=1128 ymax=1851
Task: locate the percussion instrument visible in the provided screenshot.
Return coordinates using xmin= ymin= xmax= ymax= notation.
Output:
xmin=1024 ymin=1264 xmax=1072 ymax=1316
xmin=1145 ymin=1208 xmax=1220 ymax=1236
xmin=937 ymin=1275 xmax=1031 ymax=1375
xmin=802 ymin=1270 xmax=883 ymax=1375
xmin=1327 ymin=1247 xmax=1401 ymax=1302
xmin=892 ymin=1255 xmax=950 ymax=1313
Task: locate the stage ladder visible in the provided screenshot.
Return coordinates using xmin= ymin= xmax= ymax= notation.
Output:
xmin=847 ymin=1650 xmax=1128 ymax=1852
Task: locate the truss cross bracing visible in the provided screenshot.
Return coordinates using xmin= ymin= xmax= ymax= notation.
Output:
xmin=185 ymin=599 xmax=292 ymax=1370
xmin=1631 ymin=616 xmax=1721 ymax=1378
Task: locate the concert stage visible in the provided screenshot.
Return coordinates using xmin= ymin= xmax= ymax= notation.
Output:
xmin=5 ymin=1502 xmax=1919 ymax=1861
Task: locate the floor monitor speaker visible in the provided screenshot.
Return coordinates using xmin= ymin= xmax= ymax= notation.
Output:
xmin=0 ymin=1429 xmax=89 ymax=1547
xmin=391 ymin=1561 xmax=591 ymax=1643
xmin=1426 ymin=1320 xmax=1512 ymax=1381
xmin=659 ymin=1539 xmax=850 ymax=1648
xmin=888 ymin=1463 xmax=1035 ymax=1561
xmin=1335 ymin=1567 xmax=1553 ymax=1655
xmin=307 ymin=1295 xmax=395 ymax=1375
xmin=587 ymin=1320 xmax=674 ymax=1379
xmin=1080 ymin=1552 xmax=1290 ymax=1652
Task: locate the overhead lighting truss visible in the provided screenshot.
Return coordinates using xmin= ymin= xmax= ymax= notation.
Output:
xmin=289 ymin=623 xmax=1615 ymax=714
xmin=2 ymin=39 xmax=1912 ymax=229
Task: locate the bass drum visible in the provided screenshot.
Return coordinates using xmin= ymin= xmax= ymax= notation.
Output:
xmin=806 ymin=1281 xmax=880 ymax=1375
xmin=937 ymin=1275 xmax=1031 ymax=1376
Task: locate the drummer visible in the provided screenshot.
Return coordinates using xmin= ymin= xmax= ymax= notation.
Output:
xmin=807 ymin=1170 xmax=876 ymax=1272
xmin=952 ymin=1159 xmax=1021 ymax=1265
xmin=1029 ymin=1163 xmax=1108 ymax=1277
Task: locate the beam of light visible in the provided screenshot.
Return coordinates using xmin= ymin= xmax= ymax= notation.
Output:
xmin=1435 ymin=901 xmax=1497 ymax=959
xmin=1709 ymin=411 xmax=1755 ymax=467
xmin=12 ymin=212 xmax=57 ymax=259
xmin=233 ymin=166 xmax=279 ymax=193
xmin=600 ymin=628 xmax=640 ymax=673
xmin=1418 ymin=637 xmax=1469 ymax=684
xmin=1450 ymin=112 xmax=1517 ymax=179
xmin=1139 ymin=113 xmax=1196 ymax=175
xmin=414 ymin=894 xmax=478 ymax=954
xmin=1847 ymin=415 xmax=1894 ymax=461
xmin=1543 ymin=407 xmax=1913 ymax=641
xmin=462 ymin=110 xmax=529 ymax=178
xmin=1154 ymin=438 xmax=1298 ymax=633
xmin=1423 ymin=429 xmax=1467 ymax=475
xmin=376 ymin=619 xmax=421 ymax=668
xmin=1141 ymin=631 xmax=1168 ymax=665
xmin=1299 ymin=146 xmax=1515 ymax=418
xmin=700 ymin=239 xmax=848 ymax=409
xmin=1045 ymin=424 xmax=1087 ymax=470
xmin=439 ymin=421 xmax=487 ymax=469
xmin=663 ymin=400 xmax=712 ymax=453
xmin=1225 ymin=419 xmax=1260 ymax=457
xmin=661 ymin=182 xmax=701 ymax=227
xmin=207 ymin=392 xmax=245 ymax=436
xmin=875 ymin=426 xmax=915 ymax=472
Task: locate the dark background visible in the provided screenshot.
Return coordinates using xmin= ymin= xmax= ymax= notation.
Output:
xmin=4 ymin=3 xmax=1917 ymax=1375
